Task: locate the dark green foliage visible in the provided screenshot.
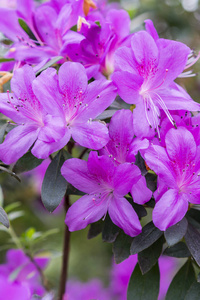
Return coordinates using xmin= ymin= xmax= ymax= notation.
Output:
xmin=130 ymin=222 xmax=163 ymax=254
xmin=0 ymin=207 xmax=9 ymax=228
xmin=102 ymin=214 xmax=119 ymax=243
xmin=166 ymin=259 xmax=195 ymax=300
xmin=138 ymin=236 xmax=164 ymax=274
xmin=113 ymin=230 xmax=133 ymax=264
xmin=13 ymin=152 xmax=43 ymax=174
xmin=163 ymin=241 xmax=191 ymax=258
xmin=87 ymin=221 xmax=103 ymax=239
xmin=185 ymin=223 xmax=200 ymax=266
xmin=127 ymin=263 xmax=160 ymax=300
xmin=41 ymin=151 xmax=67 ymax=212
xmin=164 ymin=217 xmax=188 ymax=246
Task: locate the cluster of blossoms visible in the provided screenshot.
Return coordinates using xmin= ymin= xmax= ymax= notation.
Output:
xmin=0 ymin=248 xmax=178 ymax=300
xmin=0 ymin=0 xmax=200 ymax=298
xmin=0 ymin=0 xmax=200 ymax=234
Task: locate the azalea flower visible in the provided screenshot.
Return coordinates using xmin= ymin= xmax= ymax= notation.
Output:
xmin=61 ymin=151 xmax=142 ymax=237
xmin=0 ymin=64 xmax=66 ymax=164
xmin=100 ymin=109 xmax=152 ymax=204
xmin=112 ymin=20 xmax=200 ymax=138
xmin=144 ymin=127 xmax=200 ymax=230
xmin=66 ymin=8 xmax=131 ymax=77
xmin=32 ymin=61 xmax=117 ymax=153
xmin=0 ymin=249 xmax=49 ymax=298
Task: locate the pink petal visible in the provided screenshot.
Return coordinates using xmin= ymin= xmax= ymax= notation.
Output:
xmin=0 ymin=124 xmax=39 ymax=164
xmin=65 ymin=194 xmax=107 ymax=231
xmin=108 ymin=196 xmax=142 ymax=237
xmin=131 ymin=176 xmax=152 ymax=204
xmin=61 ymin=156 xmax=102 ymax=194
xmin=71 ymin=121 xmax=109 ymax=150
xmin=113 ymin=163 xmax=141 ymax=196
xmin=153 ymin=189 xmax=188 ymax=231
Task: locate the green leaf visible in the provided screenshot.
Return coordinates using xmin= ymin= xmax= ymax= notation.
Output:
xmin=166 ymin=259 xmax=195 ymax=300
xmin=185 ymin=223 xmax=200 ymax=266
xmin=127 ymin=263 xmax=160 ymax=300
xmin=186 ymin=208 xmax=200 ymax=229
xmin=163 ymin=241 xmax=191 ymax=258
xmin=0 ymin=166 xmax=21 ymax=182
xmin=18 ymin=18 xmax=37 ymax=41
xmin=164 ymin=217 xmax=188 ymax=246
xmin=198 ymin=273 xmax=200 ymax=283
xmin=35 ymin=56 xmax=63 ymax=76
xmin=41 ymin=151 xmax=67 ymax=212
xmin=145 ymin=173 xmax=157 ymax=192
xmin=184 ymin=281 xmax=200 ymax=300
xmin=135 ymin=152 xmax=148 ymax=176
xmin=102 ymin=214 xmax=119 ymax=243
xmin=0 ymin=185 xmax=4 ymax=207
xmin=4 ymin=202 xmax=21 ymax=213
xmin=130 ymin=222 xmax=163 ymax=254
xmin=8 ymin=211 xmax=24 ymax=221
xmin=0 ymin=58 xmax=15 ymax=63
xmin=87 ymin=221 xmax=103 ymax=239
xmin=113 ymin=230 xmax=133 ymax=264
xmin=13 ymin=151 xmax=43 ymax=174
xmin=66 ymin=183 xmax=85 ymax=196
xmin=138 ymin=236 xmax=164 ymax=274
xmin=0 ymin=122 xmax=8 ymax=143
xmin=0 ymin=207 xmax=9 ymax=228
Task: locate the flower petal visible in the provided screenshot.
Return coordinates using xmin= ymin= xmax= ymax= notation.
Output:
xmin=131 ymin=176 xmax=152 ymax=204
xmin=61 ymin=156 xmax=101 ymax=194
xmin=0 ymin=124 xmax=39 ymax=164
xmin=153 ymin=189 xmax=188 ymax=231
xmin=108 ymin=196 xmax=142 ymax=237
xmin=113 ymin=163 xmax=141 ymax=196
xmin=71 ymin=121 xmax=109 ymax=150
xmin=165 ymin=127 xmax=196 ymax=170
xmin=65 ymin=194 xmax=107 ymax=231
xmin=32 ymin=129 xmax=71 ymax=159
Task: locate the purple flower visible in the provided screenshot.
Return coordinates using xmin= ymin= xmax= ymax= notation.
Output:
xmin=109 ymin=255 xmax=178 ymax=300
xmin=144 ymin=126 xmax=200 ymax=230
xmin=100 ymin=109 xmax=152 ymax=204
xmin=66 ymin=8 xmax=131 ymax=77
xmin=64 ymin=279 xmax=110 ymax=300
xmin=0 ymin=249 xmax=49 ymax=297
xmin=61 ymin=151 xmax=142 ymax=237
xmin=0 ymin=0 xmax=83 ymax=68
xmin=112 ymin=19 xmax=200 ymax=138
xmin=0 ymin=62 xmax=116 ymax=163
xmin=0 ymin=65 xmax=66 ymax=164
xmin=32 ymin=61 xmax=117 ymax=154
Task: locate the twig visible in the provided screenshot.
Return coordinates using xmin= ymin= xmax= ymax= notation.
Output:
xmin=58 ymin=194 xmax=71 ymax=300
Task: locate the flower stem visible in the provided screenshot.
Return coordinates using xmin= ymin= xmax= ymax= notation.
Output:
xmin=58 ymin=194 xmax=71 ymax=300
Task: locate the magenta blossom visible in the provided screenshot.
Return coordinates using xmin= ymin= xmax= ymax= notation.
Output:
xmin=112 ymin=19 xmax=200 ymax=138
xmin=66 ymin=8 xmax=131 ymax=77
xmin=61 ymin=151 xmax=143 ymax=237
xmin=144 ymin=127 xmax=200 ymax=230
xmin=32 ymin=61 xmax=117 ymax=154
xmin=0 ymin=62 xmax=116 ymax=163
xmin=0 ymin=65 xmax=66 ymax=164
xmin=0 ymin=249 xmax=49 ymax=297
xmin=0 ymin=0 xmax=83 ymax=69
xmin=100 ymin=109 xmax=152 ymax=205
xmin=64 ymin=279 xmax=110 ymax=300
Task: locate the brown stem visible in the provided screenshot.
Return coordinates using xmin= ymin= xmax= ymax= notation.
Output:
xmin=79 ymin=147 xmax=88 ymax=159
xmin=58 ymin=194 xmax=71 ymax=300
xmin=27 ymin=253 xmax=50 ymax=291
